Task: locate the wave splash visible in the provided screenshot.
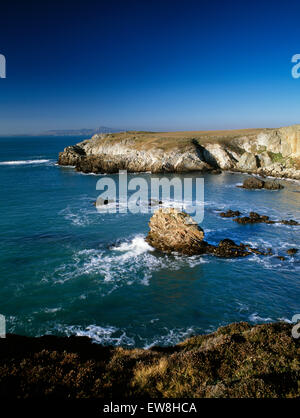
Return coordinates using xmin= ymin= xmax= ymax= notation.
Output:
xmin=0 ymin=159 xmax=52 ymax=165
xmin=62 ymin=323 xmax=196 ymax=348
xmin=51 ymin=234 xmax=208 ymax=288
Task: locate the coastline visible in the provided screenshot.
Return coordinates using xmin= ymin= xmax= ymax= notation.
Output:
xmin=57 ymin=126 xmax=300 ymax=180
xmin=0 ymin=321 xmax=298 ymax=398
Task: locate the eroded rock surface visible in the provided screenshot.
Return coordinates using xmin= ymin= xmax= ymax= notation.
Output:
xmin=146 ymin=208 xmax=268 ymax=258
xmin=220 ymin=209 xmax=241 ymax=218
xmin=219 ymin=210 xmax=299 ymax=226
xmin=58 ymin=125 xmax=300 ymax=178
xmin=240 ymin=177 xmax=284 ymax=190
xmin=146 ymin=208 xmax=206 ymax=255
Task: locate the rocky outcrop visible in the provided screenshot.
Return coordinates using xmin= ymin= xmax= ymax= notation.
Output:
xmin=58 ymin=125 xmax=300 ymax=179
xmin=219 ymin=210 xmax=300 ymax=226
xmin=264 ymin=180 xmax=285 ymax=190
xmin=287 ymin=248 xmax=298 ymax=255
xmin=241 ymin=177 xmax=265 ymax=189
xmin=146 ymin=208 xmax=270 ymax=257
xmin=234 ymin=212 xmax=275 ymax=225
xmin=202 ymin=143 xmax=239 ymax=169
xmin=220 ymin=209 xmax=241 ymax=218
xmin=146 ymin=208 xmax=206 ymax=255
xmin=0 ymin=322 xmax=298 ymax=398
xmin=59 ymin=134 xmax=212 ymax=173
xmin=146 ymin=208 xmax=298 ymax=258
xmin=240 ymin=177 xmax=284 ymax=190
xmin=237 ymin=152 xmax=258 ymax=171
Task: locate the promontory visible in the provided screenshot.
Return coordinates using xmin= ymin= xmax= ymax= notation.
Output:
xmin=58 ymin=125 xmax=300 ymax=179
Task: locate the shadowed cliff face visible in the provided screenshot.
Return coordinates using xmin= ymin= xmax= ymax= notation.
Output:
xmin=0 ymin=322 xmax=298 ymax=398
xmin=58 ymin=126 xmax=300 ymax=179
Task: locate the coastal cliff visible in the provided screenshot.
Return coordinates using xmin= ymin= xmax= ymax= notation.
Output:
xmin=58 ymin=125 xmax=300 ymax=179
xmin=0 ymin=322 xmax=298 ymax=398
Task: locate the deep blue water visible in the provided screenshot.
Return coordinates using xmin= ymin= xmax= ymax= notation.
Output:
xmin=0 ymin=136 xmax=299 ymax=347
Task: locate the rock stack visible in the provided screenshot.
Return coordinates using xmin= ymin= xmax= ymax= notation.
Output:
xmin=146 ymin=208 xmax=206 ymax=255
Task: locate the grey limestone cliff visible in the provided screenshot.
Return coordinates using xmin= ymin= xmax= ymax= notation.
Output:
xmin=58 ymin=125 xmax=300 ymax=179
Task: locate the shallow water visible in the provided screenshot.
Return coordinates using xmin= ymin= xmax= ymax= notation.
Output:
xmin=0 ymin=136 xmax=299 ymax=347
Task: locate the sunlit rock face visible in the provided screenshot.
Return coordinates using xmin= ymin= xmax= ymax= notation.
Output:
xmin=278 ymin=125 xmax=300 ymax=156
xmin=145 ymin=208 xmax=206 ymax=255
xmin=145 ymin=208 xmax=263 ymax=258
xmin=256 ymin=125 xmax=300 ymax=157
xmin=58 ymin=125 xmax=300 ymax=179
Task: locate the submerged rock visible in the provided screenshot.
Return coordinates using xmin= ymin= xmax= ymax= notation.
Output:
xmin=220 ymin=209 xmax=241 ymax=218
xmin=277 ymin=256 xmax=286 ymax=261
xmin=287 ymin=248 xmax=298 ymax=255
xmin=234 ymin=212 xmax=274 ymax=224
xmin=281 ymin=219 xmax=299 ymax=225
xmin=222 ymin=210 xmax=299 ymax=226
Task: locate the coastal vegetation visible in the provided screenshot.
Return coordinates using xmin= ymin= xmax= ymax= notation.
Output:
xmin=0 ymin=322 xmax=298 ymax=398
xmin=58 ymin=125 xmax=300 ymax=179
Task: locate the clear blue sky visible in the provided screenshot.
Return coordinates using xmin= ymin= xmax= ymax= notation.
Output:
xmin=0 ymin=0 xmax=300 ymax=134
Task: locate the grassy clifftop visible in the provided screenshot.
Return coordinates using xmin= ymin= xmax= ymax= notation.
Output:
xmin=0 ymin=322 xmax=298 ymax=398
xmin=58 ymin=125 xmax=300 ymax=177
xmin=88 ymin=128 xmax=262 ymax=151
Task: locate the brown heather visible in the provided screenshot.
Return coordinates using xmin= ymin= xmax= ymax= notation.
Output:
xmin=0 ymin=322 xmax=299 ymax=398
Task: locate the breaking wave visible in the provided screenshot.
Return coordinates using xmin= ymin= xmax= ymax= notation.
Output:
xmin=61 ymin=323 xmax=196 ymax=348
xmin=0 ymin=159 xmax=52 ymax=165
xmin=51 ymin=235 xmax=208 ymax=289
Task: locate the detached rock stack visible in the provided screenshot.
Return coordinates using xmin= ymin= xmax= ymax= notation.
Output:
xmin=146 ymin=208 xmax=206 ymax=255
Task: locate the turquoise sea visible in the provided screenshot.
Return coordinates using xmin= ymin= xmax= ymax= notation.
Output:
xmin=0 ymin=136 xmax=299 ymax=347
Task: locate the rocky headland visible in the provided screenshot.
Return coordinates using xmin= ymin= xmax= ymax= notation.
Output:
xmin=58 ymin=125 xmax=300 ymax=179
xmin=0 ymin=322 xmax=298 ymax=398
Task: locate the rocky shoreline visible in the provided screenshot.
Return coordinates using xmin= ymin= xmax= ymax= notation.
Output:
xmin=58 ymin=125 xmax=300 ymax=179
xmin=145 ymin=207 xmax=298 ymax=259
xmin=0 ymin=322 xmax=298 ymax=398
xmin=50 ymin=128 xmax=300 ymax=399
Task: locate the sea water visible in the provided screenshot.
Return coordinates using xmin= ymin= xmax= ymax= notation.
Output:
xmin=0 ymin=136 xmax=299 ymax=347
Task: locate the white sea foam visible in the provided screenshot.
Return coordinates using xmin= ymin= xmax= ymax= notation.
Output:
xmin=112 ymin=236 xmax=154 ymax=257
xmin=59 ymin=206 xmax=97 ymax=226
xmin=61 ymin=323 xmax=196 ymax=348
xmin=0 ymin=159 xmax=52 ymax=165
xmin=249 ymin=313 xmax=295 ymax=324
xmin=51 ymin=235 xmax=207 ymax=289
xmin=143 ymin=327 xmax=195 ymax=349
xmin=249 ymin=312 xmax=272 ymax=322
xmin=278 ymin=317 xmax=293 ymax=324
xmin=44 ymin=307 xmax=62 ymax=314
xmin=65 ymin=324 xmax=135 ymax=346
